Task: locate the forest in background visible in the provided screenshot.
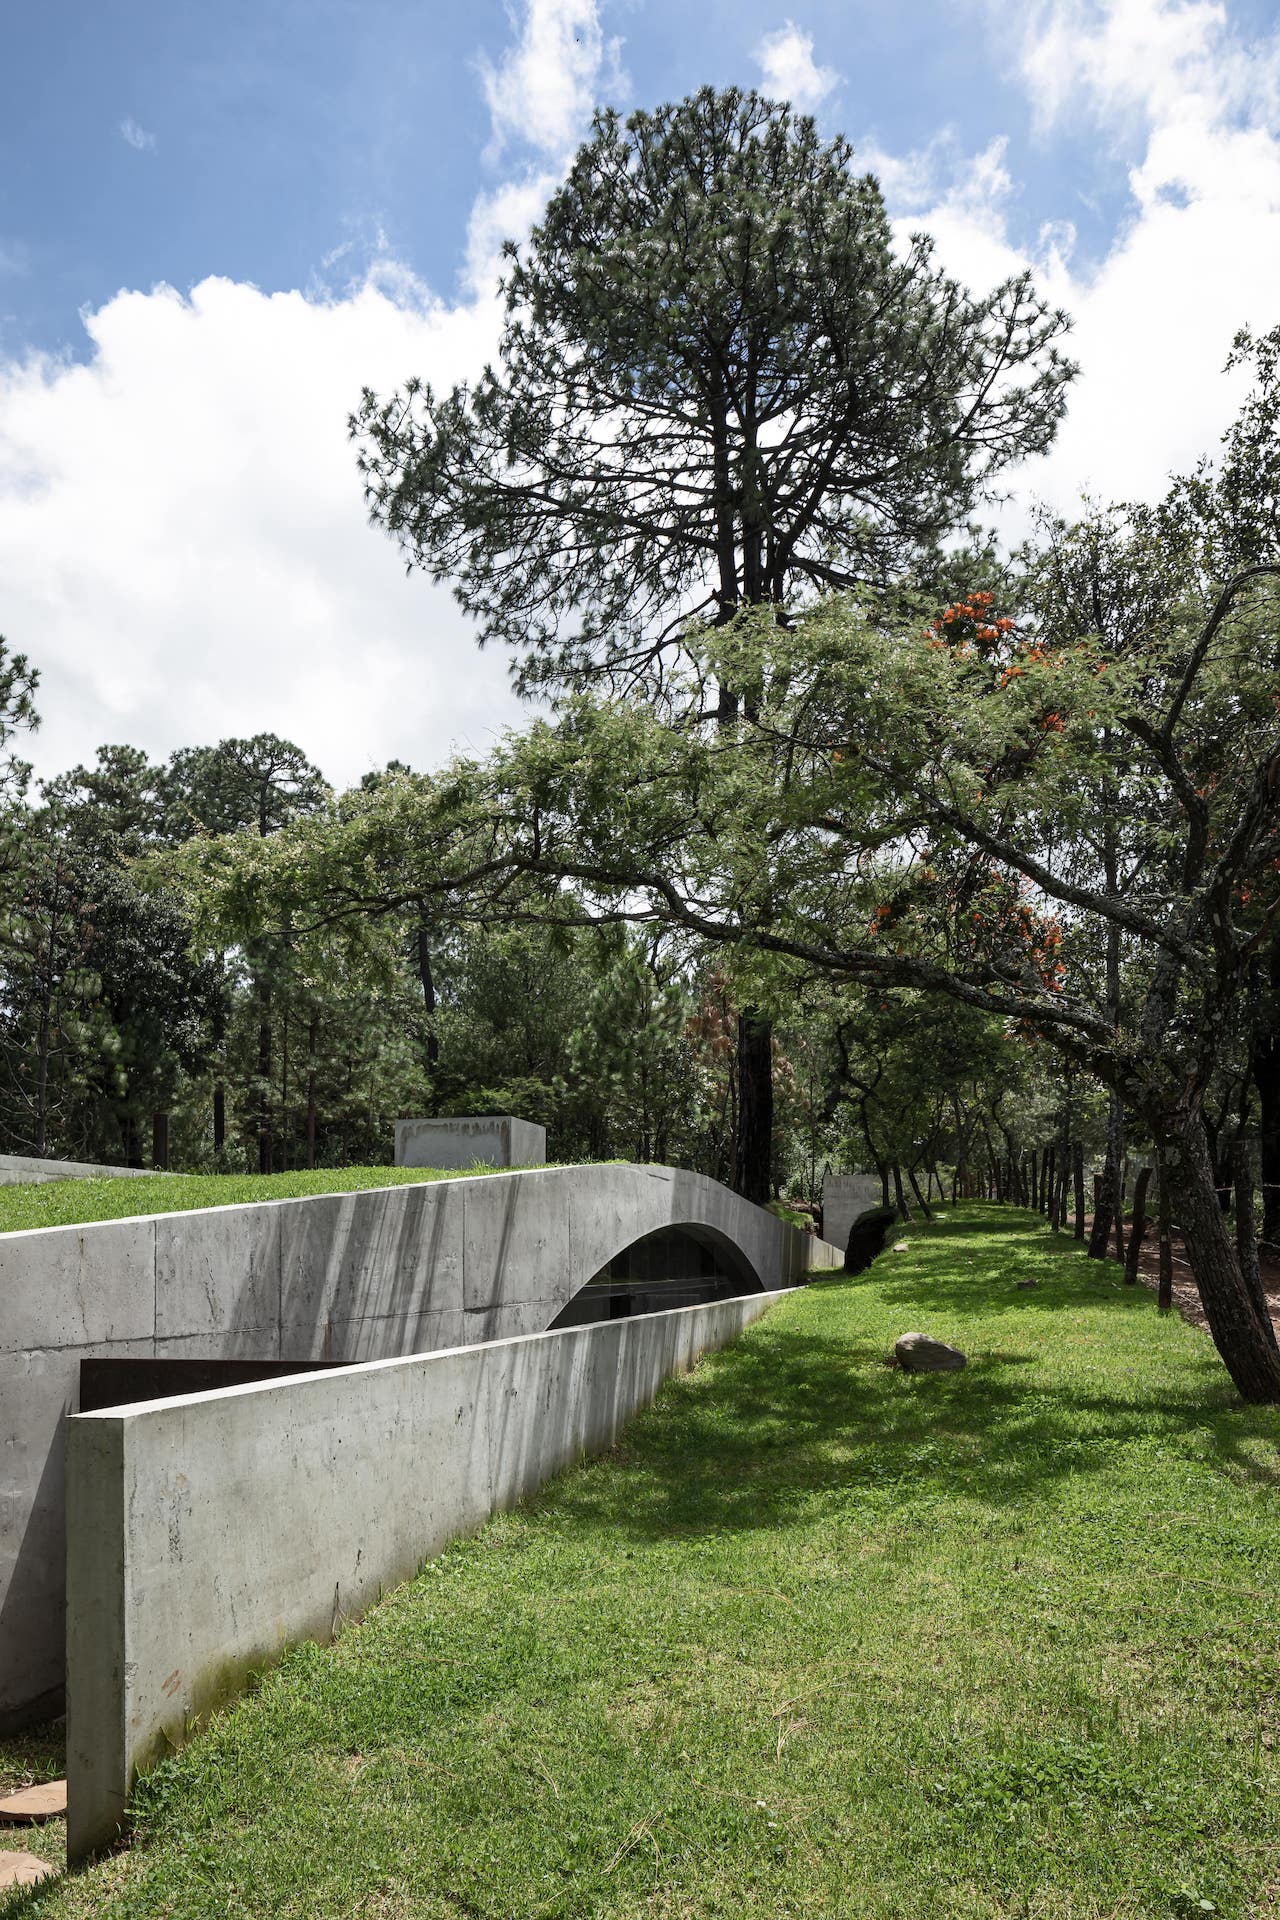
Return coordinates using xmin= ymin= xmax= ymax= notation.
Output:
xmin=0 ymin=707 xmax=1112 ymax=1213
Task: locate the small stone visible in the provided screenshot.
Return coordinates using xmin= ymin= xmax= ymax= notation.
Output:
xmin=894 ymin=1330 xmax=967 ymax=1373
xmin=0 ymin=1849 xmax=56 ymax=1888
xmin=0 ymin=1779 xmax=66 ymax=1823
xmin=892 ymin=1240 xmax=910 ymax=1253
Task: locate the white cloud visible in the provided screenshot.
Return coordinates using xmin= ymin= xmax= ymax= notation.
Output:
xmin=1015 ymin=0 xmax=1269 ymax=140
xmin=0 ymin=274 xmax=523 ymax=789
xmin=478 ymin=0 xmax=624 ymax=158
xmin=464 ymin=171 xmax=561 ymax=299
xmin=754 ymin=21 xmax=840 ymax=111
xmin=859 ymin=0 xmax=1280 ymax=524
xmin=119 ymin=117 xmax=156 ymax=152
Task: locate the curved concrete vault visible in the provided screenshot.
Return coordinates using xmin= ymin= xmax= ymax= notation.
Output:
xmin=1 ymin=1163 xmax=838 ymax=1730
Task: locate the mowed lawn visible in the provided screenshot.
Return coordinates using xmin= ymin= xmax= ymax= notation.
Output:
xmin=7 ymin=1206 xmax=1280 ymax=1919
xmin=0 ymin=1164 xmax=498 ymax=1235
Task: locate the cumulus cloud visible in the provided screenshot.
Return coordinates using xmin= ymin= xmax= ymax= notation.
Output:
xmin=0 ymin=275 xmax=522 ymax=788
xmin=754 ymin=21 xmax=840 ymax=111
xmin=464 ymin=171 xmax=562 ymax=298
xmin=864 ymin=0 xmax=1280 ymax=524
xmin=119 ymin=117 xmax=156 ymax=152
xmin=478 ymin=0 xmax=624 ymax=157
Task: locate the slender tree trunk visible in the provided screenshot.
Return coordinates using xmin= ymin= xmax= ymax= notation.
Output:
xmin=1073 ymin=1141 xmax=1086 ymax=1240
xmin=1113 ymin=1158 xmax=1127 ymax=1262
xmin=1234 ymin=1135 xmax=1260 ymax=1309
xmin=734 ymin=1011 xmax=773 ymax=1205
xmin=891 ymin=1162 xmax=912 ymax=1221
xmin=907 ymin=1163 xmax=934 ymax=1220
xmin=1163 ymin=1115 xmax=1280 ymax=1401
xmin=257 ymin=981 xmax=273 ymax=1176
xmin=212 ymin=955 xmax=227 ymax=1156
xmin=416 ymin=917 xmax=440 ymax=1091
xmin=1157 ymin=1149 xmax=1174 ymax=1313
xmin=306 ymin=1012 xmax=318 ymax=1170
xmin=1256 ymin=1048 xmax=1280 ymax=1245
xmin=1124 ymin=1164 xmax=1151 ymax=1285
xmin=1089 ymin=1098 xmax=1125 ymax=1259
xmin=151 ymin=1111 xmax=169 ymax=1172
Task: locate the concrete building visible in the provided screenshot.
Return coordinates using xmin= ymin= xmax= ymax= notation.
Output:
xmin=2 ymin=1162 xmax=838 ymax=1733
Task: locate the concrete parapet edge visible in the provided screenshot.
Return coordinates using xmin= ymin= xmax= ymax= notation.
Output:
xmin=66 ymin=1289 xmax=786 ymax=1861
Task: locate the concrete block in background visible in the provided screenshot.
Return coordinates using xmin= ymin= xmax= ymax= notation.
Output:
xmin=394 ymin=1115 xmax=547 ymax=1170
xmin=821 ymin=1174 xmax=884 ymax=1255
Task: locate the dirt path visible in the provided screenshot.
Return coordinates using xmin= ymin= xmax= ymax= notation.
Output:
xmin=1079 ymin=1213 xmax=1280 ymax=1337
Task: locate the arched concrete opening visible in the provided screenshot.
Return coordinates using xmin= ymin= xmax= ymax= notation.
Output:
xmin=548 ymin=1224 xmax=764 ymax=1329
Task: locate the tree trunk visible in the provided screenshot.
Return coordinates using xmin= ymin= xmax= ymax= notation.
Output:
xmin=1234 ymin=1135 xmax=1260 ymax=1308
xmin=1089 ymin=1098 xmax=1124 ymax=1260
xmin=1113 ymin=1162 xmax=1127 ymax=1264
xmin=151 ymin=1111 xmax=169 ymax=1172
xmin=907 ymin=1163 xmax=934 ymax=1220
xmin=734 ymin=1010 xmax=773 ymax=1205
xmin=306 ymin=1012 xmax=318 ymax=1170
xmin=416 ymin=918 xmax=440 ymax=1085
xmin=1123 ymin=1165 xmax=1150 ymax=1285
xmin=257 ymin=982 xmax=273 ymax=1177
xmin=1073 ymin=1141 xmax=1086 ymax=1240
xmin=211 ymin=957 xmax=228 ymax=1156
xmin=1157 ymin=1153 xmax=1174 ymax=1313
xmin=891 ymin=1162 xmax=912 ymax=1221
xmin=1256 ymin=1043 xmax=1280 ymax=1244
xmin=1163 ymin=1116 xmax=1280 ymax=1401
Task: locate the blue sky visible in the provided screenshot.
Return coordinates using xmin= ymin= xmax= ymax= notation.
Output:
xmin=3 ymin=0 xmax=1139 ymax=358
xmin=1 ymin=0 xmax=1279 ymax=785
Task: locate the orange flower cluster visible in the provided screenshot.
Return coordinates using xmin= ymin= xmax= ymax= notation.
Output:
xmin=967 ymin=886 xmax=1066 ymax=993
xmin=925 ymin=589 xmax=1017 ymax=654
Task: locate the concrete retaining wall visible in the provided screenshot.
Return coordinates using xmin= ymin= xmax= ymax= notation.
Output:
xmin=66 ymin=1291 xmax=783 ymax=1860
xmin=1 ymin=1165 xmax=839 ymax=1727
xmin=0 ymin=1153 xmax=160 ymax=1188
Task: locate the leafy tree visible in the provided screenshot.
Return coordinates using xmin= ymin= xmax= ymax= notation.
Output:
xmin=352 ymin=84 xmax=1075 ymax=1203
xmin=167 ymin=735 xmax=328 ymax=1168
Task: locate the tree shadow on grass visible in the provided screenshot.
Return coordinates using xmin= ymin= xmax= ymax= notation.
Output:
xmin=544 ymin=1214 xmax=1280 ymax=1547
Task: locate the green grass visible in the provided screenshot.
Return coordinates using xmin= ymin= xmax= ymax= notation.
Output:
xmin=0 ymin=1164 xmax=504 ymax=1234
xmin=8 ymin=1206 xmax=1280 ymax=1918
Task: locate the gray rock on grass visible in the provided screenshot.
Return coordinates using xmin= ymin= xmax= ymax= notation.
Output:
xmin=894 ymin=1330 xmax=967 ymax=1372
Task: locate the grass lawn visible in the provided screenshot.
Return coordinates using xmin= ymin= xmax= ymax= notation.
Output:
xmin=0 ymin=1164 xmax=504 ymax=1235
xmin=6 ymin=1205 xmax=1280 ymax=1918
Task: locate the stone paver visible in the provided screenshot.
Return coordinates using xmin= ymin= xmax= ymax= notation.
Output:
xmin=0 ymin=1778 xmax=66 ymax=1822
xmin=0 ymin=1848 xmax=56 ymax=1887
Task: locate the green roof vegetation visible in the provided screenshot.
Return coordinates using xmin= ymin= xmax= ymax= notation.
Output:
xmin=0 ymin=1165 xmax=499 ymax=1235
xmin=6 ymin=1205 xmax=1280 ymax=1916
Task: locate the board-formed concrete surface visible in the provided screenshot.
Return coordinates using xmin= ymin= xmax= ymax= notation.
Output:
xmin=822 ymin=1174 xmax=884 ymax=1254
xmin=66 ymin=1290 xmax=785 ymax=1861
xmin=0 ymin=1164 xmax=839 ymax=1729
xmin=0 ymin=1152 xmax=161 ymax=1187
xmin=394 ymin=1115 xmax=546 ymax=1169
